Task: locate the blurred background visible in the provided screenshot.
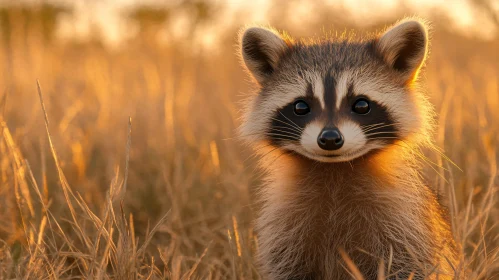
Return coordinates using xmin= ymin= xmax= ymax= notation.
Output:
xmin=0 ymin=0 xmax=498 ymax=279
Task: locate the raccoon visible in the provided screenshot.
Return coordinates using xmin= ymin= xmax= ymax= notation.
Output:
xmin=238 ymin=19 xmax=461 ymax=279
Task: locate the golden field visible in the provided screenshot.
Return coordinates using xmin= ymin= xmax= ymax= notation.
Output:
xmin=0 ymin=3 xmax=498 ymax=279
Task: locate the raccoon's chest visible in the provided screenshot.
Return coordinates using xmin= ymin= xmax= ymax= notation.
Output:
xmin=258 ymin=182 xmax=390 ymax=279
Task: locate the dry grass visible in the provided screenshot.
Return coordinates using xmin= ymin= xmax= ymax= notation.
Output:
xmin=0 ymin=10 xmax=498 ymax=279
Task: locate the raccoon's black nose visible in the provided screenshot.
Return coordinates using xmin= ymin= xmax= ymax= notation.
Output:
xmin=317 ymin=128 xmax=344 ymax=150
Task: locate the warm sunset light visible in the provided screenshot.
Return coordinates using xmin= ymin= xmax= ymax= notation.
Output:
xmin=0 ymin=1 xmax=497 ymax=279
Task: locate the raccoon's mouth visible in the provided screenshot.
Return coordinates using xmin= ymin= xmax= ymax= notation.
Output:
xmin=288 ymin=144 xmax=368 ymax=163
xmin=323 ymin=154 xmax=341 ymax=158
xmin=309 ymin=150 xmax=365 ymax=162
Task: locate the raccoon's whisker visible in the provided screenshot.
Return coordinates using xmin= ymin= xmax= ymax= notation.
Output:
xmin=278 ymin=111 xmax=303 ymax=131
xmin=239 ymin=129 xmax=302 ymax=140
xmin=362 ymin=125 xmax=399 ymax=134
xmin=355 ymin=124 xmax=396 ymax=139
xmin=269 ymin=117 xmax=312 ymax=139
xmin=270 ymin=118 xmax=304 ymax=133
xmin=353 ymin=125 xmax=387 ymax=139
xmin=361 ymin=122 xmax=398 ymax=132
xmin=362 ymin=122 xmax=403 ymax=128
xmin=271 ymin=123 xmax=303 ymax=136
xmin=266 ymin=137 xmax=301 ymax=143
xmin=264 ymin=133 xmax=300 ymax=141
xmin=364 ymin=131 xmax=398 ymax=137
xmin=272 ymin=125 xmax=302 ymax=134
xmin=267 ymin=129 xmax=302 ymax=138
xmin=265 ymin=137 xmax=300 ymax=144
xmin=352 ymin=129 xmax=367 ymax=141
xmin=362 ymin=123 xmax=402 ymax=133
xmin=269 ymin=133 xmax=302 ymax=140
xmin=368 ymin=137 xmax=401 ymax=143
xmin=362 ymin=124 xmax=390 ymax=132
xmin=369 ymin=137 xmax=399 ymax=140
xmin=361 ymin=123 xmax=386 ymax=130
xmin=270 ymin=128 xmax=302 ymax=138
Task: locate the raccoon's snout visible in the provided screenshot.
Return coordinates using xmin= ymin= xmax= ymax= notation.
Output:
xmin=317 ymin=128 xmax=344 ymax=151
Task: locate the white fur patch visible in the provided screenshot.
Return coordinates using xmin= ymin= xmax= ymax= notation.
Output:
xmin=335 ymin=71 xmax=352 ymax=110
xmin=312 ymin=73 xmax=325 ymax=109
xmin=300 ymin=121 xmax=323 ymax=154
xmin=338 ymin=120 xmax=367 ymax=153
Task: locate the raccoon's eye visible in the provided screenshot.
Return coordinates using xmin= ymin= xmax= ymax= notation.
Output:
xmin=352 ymin=99 xmax=370 ymax=114
xmin=294 ymin=100 xmax=310 ymax=115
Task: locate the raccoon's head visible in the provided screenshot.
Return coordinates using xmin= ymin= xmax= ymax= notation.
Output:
xmin=239 ymin=19 xmax=432 ymax=163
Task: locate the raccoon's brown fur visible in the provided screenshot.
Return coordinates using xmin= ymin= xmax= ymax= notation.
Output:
xmin=238 ymin=19 xmax=462 ymax=279
xmin=254 ymin=147 xmax=459 ymax=279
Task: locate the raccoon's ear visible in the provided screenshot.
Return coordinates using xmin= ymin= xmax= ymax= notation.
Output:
xmin=375 ymin=20 xmax=429 ymax=82
xmin=240 ymin=27 xmax=290 ymax=85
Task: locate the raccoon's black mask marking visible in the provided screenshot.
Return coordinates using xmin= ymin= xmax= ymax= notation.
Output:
xmin=268 ymin=83 xmax=320 ymax=145
xmin=268 ymin=74 xmax=398 ymax=149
